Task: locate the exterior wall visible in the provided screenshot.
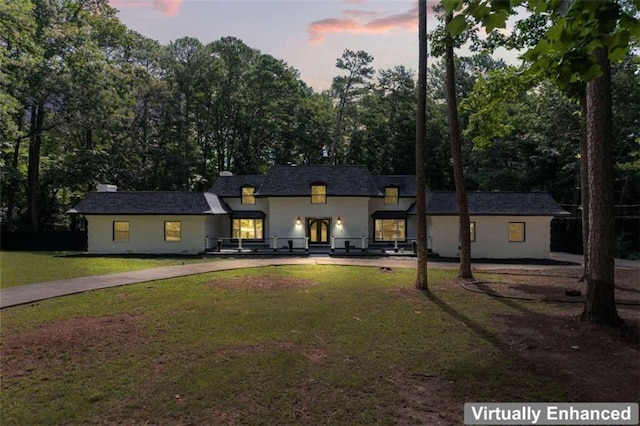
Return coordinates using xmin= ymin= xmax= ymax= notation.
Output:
xmin=268 ymin=197 xmax=370 ymax=245
xmin=430 ymin=215 xmax=552 ymax=259
xmin=87 ymin=215 xmax=207 ymax=254
xmin=205 ymin=216 xmax=228 ymax=249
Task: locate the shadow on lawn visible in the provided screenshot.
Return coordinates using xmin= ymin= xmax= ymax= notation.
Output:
xmin=424 ymin=291 xmax=509 ymax=354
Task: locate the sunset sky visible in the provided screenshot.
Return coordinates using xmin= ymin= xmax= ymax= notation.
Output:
xmin=108 ymin=0 xmax=450 ymax=91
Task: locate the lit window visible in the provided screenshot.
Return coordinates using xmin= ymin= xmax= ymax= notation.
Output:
xmin=232 ymin=219 xmax=264 ymax=240
xmin=508 ymin=222 xmax=525 ymax=242
xmin=113 ymin=221 xmax=129 ymax=241
xmin=374 ymin=219 xmax=406 ymax=242
xmin=384 ymin=187 xmax=399 ymax=204
xmin=311 ymin=185 xmax=326 ymax=204
xmin=470 ymin=222 xmax=476 ymax=242
xmin=241 ymin=186 xmax=255 ymax=204
xmin=165 ymin=221 xmax=181 ymax=242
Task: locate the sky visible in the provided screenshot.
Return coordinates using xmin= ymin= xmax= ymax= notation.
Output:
xmin=109 ymin=0 xmax=446 ymax=92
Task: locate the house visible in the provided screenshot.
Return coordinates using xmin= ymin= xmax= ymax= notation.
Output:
xmin=69 ymin=165 xmax=568 ymax=258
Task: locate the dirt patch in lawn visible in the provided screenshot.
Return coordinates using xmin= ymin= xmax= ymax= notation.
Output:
xmin=205 ymin=275 xmax=318 ymax=292
xmin=1 ymin=314 xmax=145 ymax=379
xmin=216 ymin=341 xmax=327 ymax=364
xmin=465 ymin=267 xmax=639 ymax=304
xmin=457 ymin=266 xmax=639 ymax=403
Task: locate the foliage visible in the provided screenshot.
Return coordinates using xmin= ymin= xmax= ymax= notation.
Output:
xmin=1 ymin=0 xmax=638 ymax=244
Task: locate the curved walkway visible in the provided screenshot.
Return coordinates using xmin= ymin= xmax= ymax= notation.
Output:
xmin=1 ymin=254 xmax=636 ymax=309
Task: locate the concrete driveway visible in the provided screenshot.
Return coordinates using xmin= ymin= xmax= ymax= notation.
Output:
xmin=1 ymin=253 xmax=636 ymax=309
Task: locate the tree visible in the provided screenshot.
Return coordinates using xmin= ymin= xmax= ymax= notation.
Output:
xmin=583 ymin=46 xmax=620 ymax=325
xmin=346 ymin=66 xmax=416 ymax=174
xmin=447 ymin=0 xmax=639 ymax=325
xmin=443 ymin=11 xmax=473 ymax=278
xmin=330 ymin=49 xmax=374 ymax=164
xmin=415 ymin=0 xmax=428 ymax=291
xmin=0 ymin=0 xmax=39 ymax=231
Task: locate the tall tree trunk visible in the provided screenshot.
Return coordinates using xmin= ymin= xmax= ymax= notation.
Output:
xmin=331 ymin=94 xmax=348 ymax=165
xmin=6 ymin=115 xmax=23 ymax=231
xmin=578 ymin=91 xmax=589 ymax=280
xmin=27 ymin=102 xmax=44 ymax=232
xmin=415 ymin=0 xmax=428 ymax=291
xmin=444 ymin=11 xmax=472 ymax=279
xmin=581 ymin=47 xmax=621 ymax=326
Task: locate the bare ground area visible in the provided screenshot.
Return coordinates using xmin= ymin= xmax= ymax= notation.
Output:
xmin=463 ymin=266 xmax=639 ymax=403
xmin=1 ymin=268 xmax=638 ymax=424
xmin=1 ymin=314 xmax=146 ymax=380
xmin=205 ymin=275 xmax=319 ymax=292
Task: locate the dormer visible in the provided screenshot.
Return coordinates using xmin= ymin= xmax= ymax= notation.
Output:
xmin=310 ymin=182 xmax=327 ymax=204
xmin=241 ymin=186 xmax=256 ymax=204
xmin=384 ymin=186 xmax=399 ymax=204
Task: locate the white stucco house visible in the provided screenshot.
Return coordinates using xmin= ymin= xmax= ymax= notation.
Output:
xmin=69 ymin=165 xmax=568 ymax=258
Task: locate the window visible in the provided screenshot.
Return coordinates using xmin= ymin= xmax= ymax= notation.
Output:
xmin=374 ymin=219 xmax=406 ymax=242
xmin=384 ymin=187 xmax=399 ymax=204
xmin=311 ymin=184 xmax=326 ymax=204
xmin=232 ymin=219 xmax=264 ymax=240
xmin=508 ymin=222 xmax=525 ymax=242
xmin=470 ymin=222 xmax=476 ymax=242
xmin=164 ymin=221 xmax=181 ymax=242
xmin=113 ymin=221 xmax=130 ymax=241
xmin=241 ymin=186 xmax=255 ymax=204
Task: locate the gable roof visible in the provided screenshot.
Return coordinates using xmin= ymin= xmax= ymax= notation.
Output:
xmin=373 ymin=175 xmax=418 ymax=197
xmin=423 ymin=192 xmax=569 ymax=216
xmin=208 ymin=175 xmax=265 ymax=197
xmin=256 ymin=165 xmax=382 ymax=197
xmin=69 ymin=192 xmax=230 ymax=215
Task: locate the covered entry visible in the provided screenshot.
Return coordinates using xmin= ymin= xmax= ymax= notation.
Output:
xmin=307 ymin=218 xmax=330 ymax=244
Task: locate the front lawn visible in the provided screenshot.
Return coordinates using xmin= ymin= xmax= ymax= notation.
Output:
xmin=0 ymin=251 xmax=212 ymax=288
xmin=1 ymin=265 xmax=637 ymax=424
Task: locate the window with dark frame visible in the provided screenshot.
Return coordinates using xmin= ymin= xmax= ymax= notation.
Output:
xmin=232 ymin=218 xmax=264 ymax=240
xmin=374 ymin=219 xmax=406 ymax=242
xmin=508 ymin=222 xmax=525 ymax=242
xmin=311 ymin=184 xmax=326 ymax=204
xmin=384 ymin=186 xmax=399 ymax=204
xmin=241 ymin=186 xmax=255 ymax=204
xmin=113 ymin=221 xmax=130 ymax=241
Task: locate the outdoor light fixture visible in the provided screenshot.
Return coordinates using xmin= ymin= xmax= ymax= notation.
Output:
xmin=296 ymin=216 xmax=301 ymax=225
xmin=337 ymin=216 xmax=342 ymax=225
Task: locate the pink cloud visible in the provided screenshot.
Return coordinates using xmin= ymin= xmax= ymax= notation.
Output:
xmin=308 ymin=1 xmax=449 ymax=45
xmin=308 ymin=5 xmax=420 ymax=44
xmin=108 ymin=0 xmax=183 ymax=16
xmin=307 ymin=18 xmax=362 ymax=45
xmin=364 ymin=6 xmax=417 ymax=32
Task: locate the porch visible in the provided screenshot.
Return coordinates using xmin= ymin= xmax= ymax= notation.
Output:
xmin=203 ymin=235 xmax=436 ymax=257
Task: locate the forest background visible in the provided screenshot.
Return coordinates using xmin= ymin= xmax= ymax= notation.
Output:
xmin=1 ymin=0 xmax=638 ymax=258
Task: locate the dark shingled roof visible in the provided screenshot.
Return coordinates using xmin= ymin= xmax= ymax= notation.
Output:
xmin=69 ymin=192 xmax=230 ymax=215
xmin=422 ymin=192 xmax=569 ymax=216
xmin=373 ymin=175 xmax=418 ymax=197
xmin=208 ymin=175 xmax=265 ymax=197
xmin=256 ymin=165 xmax=382 ymax=197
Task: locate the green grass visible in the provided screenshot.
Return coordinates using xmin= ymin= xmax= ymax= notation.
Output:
xmin=0 ymin=265 xmax=568 ymax=425
xmin=0 ymin=251 xmax=213 ymax=288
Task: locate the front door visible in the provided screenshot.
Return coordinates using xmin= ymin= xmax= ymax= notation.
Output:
xmin=307 ymin=218 xmax=330 ymax=244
